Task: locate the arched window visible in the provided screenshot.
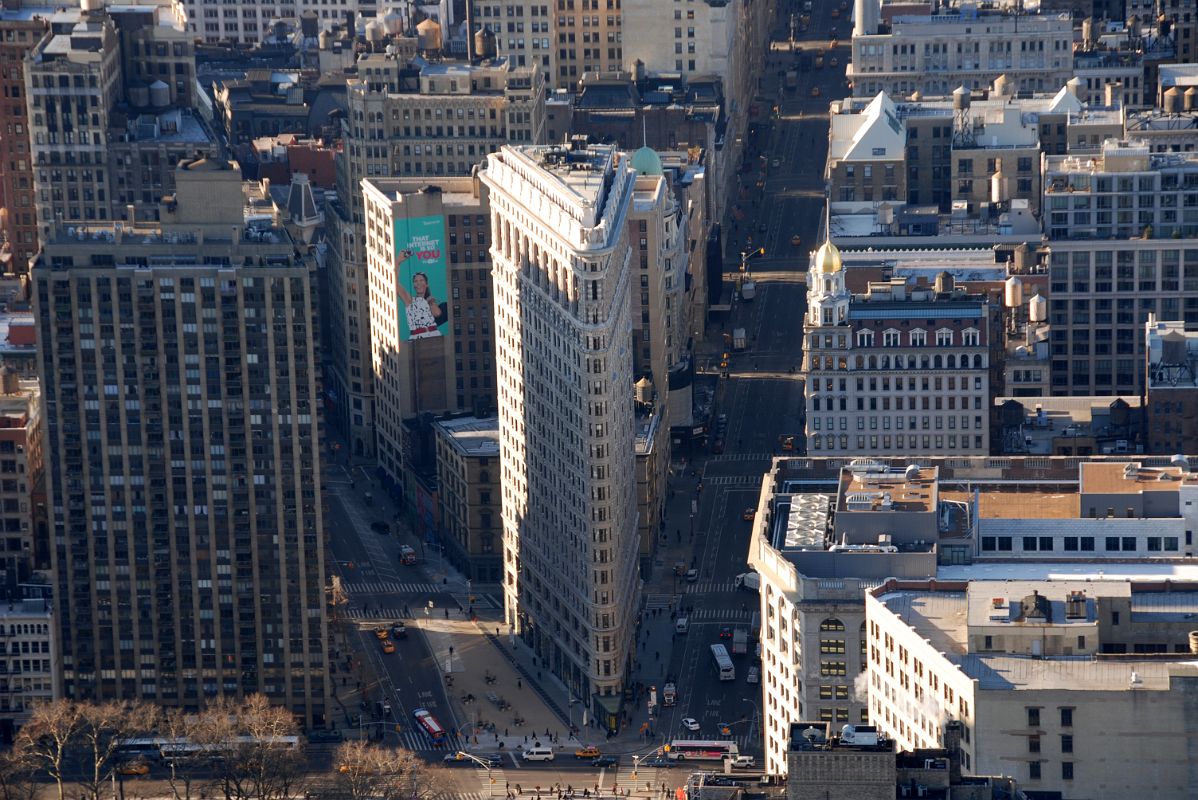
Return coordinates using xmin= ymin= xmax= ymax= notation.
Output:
xmin=946 ymin=354 xmax=956 ymax=369
xmin=855 ymin=355 xmax=865 ymax=369
xmin=933 ymin=355 xmax=942 ymax=369
xmin=974 ymin=354 xmax=984 ymax=368
xmin=820 ymin=618 xmax=846 ymax=632
xmin=921 ymin=355 xmax=930 ymax=369
xmin=868 ymin=355 xmax=877 ymax=369
xmin=880 ymin=355 xmax=890 ymax=369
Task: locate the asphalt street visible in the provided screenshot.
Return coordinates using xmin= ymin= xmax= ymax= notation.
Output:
xmin=322 ymin=1 xmax=840 ymax=791
xmin=642 ymin=0 xmax=839 ymax=758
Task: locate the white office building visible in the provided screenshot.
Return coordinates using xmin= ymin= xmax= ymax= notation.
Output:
xmin=479 ymin=142 xmax=641 ymax=729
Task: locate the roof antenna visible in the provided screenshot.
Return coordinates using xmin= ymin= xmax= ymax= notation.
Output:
xmin=641 ymin=114 xmax=647 ymax=149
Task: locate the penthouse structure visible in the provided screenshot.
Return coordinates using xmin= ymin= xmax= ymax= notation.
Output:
xmin=480 ymin=142 xmax=641 ymax=728
xmin=32 ymin=159 xmax=329 ymax=724
xmin=868 ymin=578 xmax=1198 ymax=798
xmin=747 ymin=455 xmax=1198 ymax=776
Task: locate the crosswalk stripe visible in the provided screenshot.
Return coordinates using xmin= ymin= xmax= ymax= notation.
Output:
xmin=344 ymin=608 xmax=409 ymax=619
xmin=644 ymin=594 xmax=675 ymax=610
xmin=683 ymin=581 xmax=736 ymax=594
xmin=704 ymin=475 xmax=765 ymax=487
xmin=345 ymin=581 xmax=439 ymax=594
xmin=711 ymin=453 xmax=772 ymax=462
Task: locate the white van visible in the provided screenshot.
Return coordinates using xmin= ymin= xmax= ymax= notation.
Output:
xmin=735 ymin=572 xmax=760 ymax=592
xmin=521 ymin=746 xmax=555 ymax=762
xmin=675 ymin=617 xmax=690 ymax=634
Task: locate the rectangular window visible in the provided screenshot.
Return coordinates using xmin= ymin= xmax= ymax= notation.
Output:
xmin=1060 ymin=708 xmax=1073 ymax=727
xmin=1062 ymin=762 xmax=1074 ymax=780
xmin=1061 ymin=734 xmax=1073 ymax=753
xmin=1027 ymin=708 xmax=1040 ymax=727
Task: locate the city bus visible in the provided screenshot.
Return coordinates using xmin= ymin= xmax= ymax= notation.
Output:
xmin=118 ymin=736 xmax=300 ymax=763
xmin=710 ymin=643 xmax=735 ymax=681
xmin=412 ymin=708 xmax=446 ymax=743
xmin=667 ymin=740 xmax=739 ymax=761
xmin=115 ymin=738 xmax=169 ymax=760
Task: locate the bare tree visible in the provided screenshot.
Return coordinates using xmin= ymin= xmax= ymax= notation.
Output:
xmin=14 ymin=699 xmax=84 ymax=800
xmin=75 ymin=700 xmax=158 ymax=800
xmin=193 ymin=694 xmax=307 ymax=800
xmin=0 ymin=748 xmax=42 ymax=800
xmin=157 ymin=708 xmax=214 ymax=800
xmin=331 ymin=742 xmax=446 ymax=800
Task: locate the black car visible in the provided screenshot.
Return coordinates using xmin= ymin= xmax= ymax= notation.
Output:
xmin=308 ymin=729 xmax=344 ymax=743
xmin=480 ymin=754 xmax=504 ymax=767
xmin=643 ymin=757 xmax=671 ymax=768
xmin=371 ymin=520 xmax=390 ymax=535
xmin=592 ymin=756 xmax=619 ymax=768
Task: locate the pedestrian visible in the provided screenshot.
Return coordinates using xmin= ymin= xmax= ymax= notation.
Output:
xmin=516 ymin=785 xmax=522 ymax=795
xmin=505 ymin=727 xmax=509 ymax=736
xmin=518 ymin=679 xmax=522 ymax=689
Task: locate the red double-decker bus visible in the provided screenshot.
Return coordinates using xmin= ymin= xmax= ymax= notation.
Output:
xmin=412 ymin=708 xmax=445 ymax=742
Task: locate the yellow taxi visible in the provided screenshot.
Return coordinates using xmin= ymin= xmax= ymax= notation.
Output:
xmin=575 ymin=746 xmax=601 ymax=759
xmin=381 ymin=640 xmax=396 ymax=654
xmin=780 ymin=435 xmax=796 ymax=451
xmin=742 ymin=508 xmax=756 ymax=522
xmin=791 ymin=234 xmax=802 ymax=247
xmin=117 ymin=761 xmax=151 ymax=777
xmin=374 ymin=627 xmax=389 ymax=640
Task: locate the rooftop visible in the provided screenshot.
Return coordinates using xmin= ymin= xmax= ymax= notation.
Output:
xmin=434 ymin=415 xmax=500 ymax=457
xmin=875 ymin=583 xmax=1198 ymax=690
xmin=840 ymin=465 xmax=939 ymax=514
xmin=1079 ymin=461 xmax=1185 ymax=494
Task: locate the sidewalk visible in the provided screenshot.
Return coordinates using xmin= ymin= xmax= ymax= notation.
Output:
xmin=415 ymin=611 xmax=586 ymax=756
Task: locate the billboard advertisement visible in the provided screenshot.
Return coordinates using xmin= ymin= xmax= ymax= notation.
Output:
xmin=394 ymin=215 xmax=449 ymax=341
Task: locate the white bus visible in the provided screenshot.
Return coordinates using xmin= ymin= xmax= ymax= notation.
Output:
xmin=710 ymin=643 xmax=735 ymax=681
xmin=667 ymin=739 xmax=739 ymax=761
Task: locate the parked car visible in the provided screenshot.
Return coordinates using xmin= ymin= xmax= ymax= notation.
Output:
xmin=719 ymin=626 xmax=733 ymax=639
xmin=592 ymin=756 xmax=619 ymax=768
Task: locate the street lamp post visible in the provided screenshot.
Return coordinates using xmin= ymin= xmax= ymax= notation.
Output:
xmin=454 ymin=752 xmax=496 ymax=798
